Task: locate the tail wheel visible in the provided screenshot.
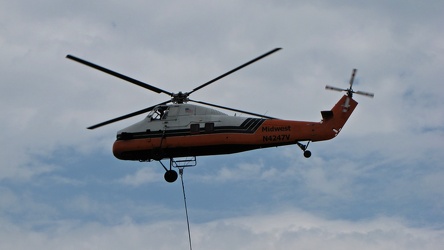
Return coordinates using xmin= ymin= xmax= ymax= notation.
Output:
xmin=297 ymin=141 xmax=312 ymax=158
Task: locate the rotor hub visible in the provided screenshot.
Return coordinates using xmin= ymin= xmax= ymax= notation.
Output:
xmin=172 ymin=92 xmax=189 ymax=104
xmin=346 ymin=88 xmax=354 ymax=98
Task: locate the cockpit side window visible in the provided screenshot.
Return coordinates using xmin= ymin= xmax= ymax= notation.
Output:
xmin=161 ymin=109 xmax=169 ymax=119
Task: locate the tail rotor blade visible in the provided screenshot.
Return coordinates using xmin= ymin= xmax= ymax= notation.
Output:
xmin=325 ymin=85 xmax=345 ymax=92
xmin=355 ymin=90 xmax=375 ymax=98
xmin=326 ymin=69 xmax=374 ymax=98
xmin=349 ymin=68 xmax=357 ymax=88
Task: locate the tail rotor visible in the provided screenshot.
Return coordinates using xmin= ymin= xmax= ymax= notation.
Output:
xmin=326 ymin=69 xmax=374 ymax=98
xmin=325 ymin=69 xmax=374 ymax=111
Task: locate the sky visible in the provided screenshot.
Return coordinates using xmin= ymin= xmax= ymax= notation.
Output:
xmin=1 ymin=0 xmax=444 ymax=249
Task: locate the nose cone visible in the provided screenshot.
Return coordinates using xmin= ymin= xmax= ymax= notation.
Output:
xmin=112 ymin=140 xmax=125 ymax=160
xmin=112 ymin=138 xmax=151 ymax=161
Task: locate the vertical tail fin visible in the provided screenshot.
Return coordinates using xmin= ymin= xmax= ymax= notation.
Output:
xmin=315 ymin=68 xmax=372 ymax=141
xmin=316 ymin=95 xmax=358 ymax=140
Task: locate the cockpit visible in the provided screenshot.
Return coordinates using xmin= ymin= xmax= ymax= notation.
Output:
xmin=146 ymin=104 xmax=226 ymax=122
xmin=147 ymin=106 xmax=169 ymax=120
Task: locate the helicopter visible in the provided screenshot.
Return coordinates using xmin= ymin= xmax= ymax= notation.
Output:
xmin=66 ymin=48 xmax=374 ymax=183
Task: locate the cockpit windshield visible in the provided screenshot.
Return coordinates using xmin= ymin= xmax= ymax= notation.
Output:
xmin=147 ymin=106 xmax=169 ymax=120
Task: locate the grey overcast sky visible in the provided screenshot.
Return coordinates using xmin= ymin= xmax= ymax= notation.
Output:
xmin=1 ymin=0 xmax=444 ymax=249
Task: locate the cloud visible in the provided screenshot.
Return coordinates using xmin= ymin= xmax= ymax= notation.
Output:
xmin=118 ymin=167 xmax=161 ymax=186
xmin=0 ymin=209 xmax=443 ymax=250
xmin=199 ymin=210 xmax=444 ymax=250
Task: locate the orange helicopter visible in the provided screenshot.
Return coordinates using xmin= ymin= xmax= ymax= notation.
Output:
xmin=67 ymin=48 xmax=373 ymax=182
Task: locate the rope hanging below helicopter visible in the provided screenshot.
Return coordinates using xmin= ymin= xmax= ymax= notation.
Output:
xmin=179 ymin=168 xmax=193 ymax=250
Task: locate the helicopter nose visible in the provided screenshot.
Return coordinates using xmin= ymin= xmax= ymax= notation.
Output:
xmin=112 ymin=141 xmax=125 ymax=160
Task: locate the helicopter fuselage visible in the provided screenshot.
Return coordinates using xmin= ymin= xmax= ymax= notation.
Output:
xmin=112 ymin=95 xmax=357 ymax=161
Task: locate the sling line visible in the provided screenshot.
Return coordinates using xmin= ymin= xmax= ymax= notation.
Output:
xmin=179 ymin=168 xmax=193 ymax=250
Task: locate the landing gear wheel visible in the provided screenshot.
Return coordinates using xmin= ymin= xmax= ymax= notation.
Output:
xmin=297 ymin=141 xmax=312 ymax=158
xmin=164 ymin=170 xmax=178 ymax=183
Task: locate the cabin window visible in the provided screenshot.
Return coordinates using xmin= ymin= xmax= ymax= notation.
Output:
xmin=190 ymin=124 xmax=200 ymax=134
xmin=205 ymin=122 xmax=214 ymax=132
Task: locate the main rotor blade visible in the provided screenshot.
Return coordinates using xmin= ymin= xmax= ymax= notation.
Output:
xmin=66 ymin=55 xmax=172 ymax=96
xmin=87 ymin=100 xmax=171 ymax=129
xmin=188 ymin=48 xmax=282 ymax=95
xmin=189 ymin=99 xmax=276 ymax=119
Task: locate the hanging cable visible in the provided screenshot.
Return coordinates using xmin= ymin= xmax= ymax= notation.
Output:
xmin=179 ymin=168 xmax=193 ymax=250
